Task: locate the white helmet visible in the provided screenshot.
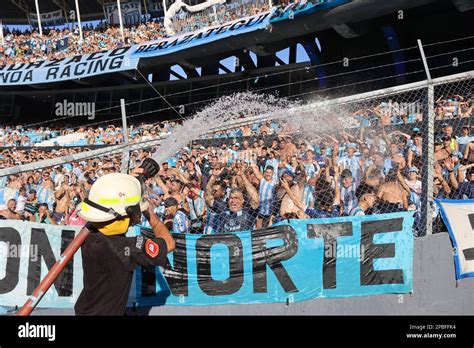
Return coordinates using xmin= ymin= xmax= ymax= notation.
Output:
xmin=77 ymin=173 xmax=148 ymax=222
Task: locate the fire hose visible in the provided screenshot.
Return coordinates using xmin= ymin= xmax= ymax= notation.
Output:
xmin=16 ymin=158 xmax=161 ymax=316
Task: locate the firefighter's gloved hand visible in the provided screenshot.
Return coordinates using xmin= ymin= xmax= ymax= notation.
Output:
xmin=139 ymin=158 xmax=160 ymax=179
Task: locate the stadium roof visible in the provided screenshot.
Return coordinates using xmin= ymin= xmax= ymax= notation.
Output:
xmin=0 ymin=0 xmax=120 ymax=23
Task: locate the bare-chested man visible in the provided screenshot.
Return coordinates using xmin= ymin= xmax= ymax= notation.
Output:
xmin=376 ymin=170 xmax=408 ymax=213
xmin=53 ymin=175 xmax=71 ymax=224
xmin=0 ymin=199 xmax=21 ymax=220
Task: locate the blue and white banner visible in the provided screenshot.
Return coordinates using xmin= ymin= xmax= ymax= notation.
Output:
xmin=0 ymin=47 xmax=139 ymax=86
xmin=30 ymin=10 xmax=65 ymax=26
xmin=436 ymin=199 xmax=474 ymax=279
xmin=0 ymin=1 xmax=356 ymax=86
xmin=131 ymin=11 xmax=272 ymax=58
xmin=0 ymin=212 xmax=413 ymax=309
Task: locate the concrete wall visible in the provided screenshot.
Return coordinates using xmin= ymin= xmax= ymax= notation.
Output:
xmin=33 ymin=233 xmax=474 ymax=315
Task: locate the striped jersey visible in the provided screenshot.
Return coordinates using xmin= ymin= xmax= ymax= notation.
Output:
xmin=258 ymin=178 xmax=277 ymax=216
xmin=303 ymin=162 xmax=319 ymax=179
xmin=140 ymin=205 xmax=166 ymax=229
xmin=337 ymin=155 xmax=362 ymax=183
xmin=186 ymin=191 xmax=206 ymax=221
xmin=340 ymin=182 xmax=359 ymax=215
xmin=405 ymin=179 xmax=422 ymax=210
xmin=265 ymin=158 xmax=280 ymax=182
xmin=173 ymin=210 xmax=190 ymax=234
xmin=302 ymin=184 xmax=315 ymax=208
xmin=35 ymin=185 xmax=55 ymax=211
xmin=409 ymin=144 xmax=422 ymax=157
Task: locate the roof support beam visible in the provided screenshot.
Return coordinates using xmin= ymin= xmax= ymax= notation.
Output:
xmin=11 ymin=0 xmax=34 ymax=24
xmin=170 ymin=69 xmax=186 ymax=80
xmin=53 ymin=0 xmax=72 ymax=19
xmin=181 ymin=66 xmax=200 ymax=78
xmin=274 ymin=55 xmax=286 ymax=66
xmin=218 ymin=63 xmax=232 ymax=74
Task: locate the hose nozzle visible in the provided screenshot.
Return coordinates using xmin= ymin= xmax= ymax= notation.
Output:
xmin=136 ymin=157 xmax=160 ymax=186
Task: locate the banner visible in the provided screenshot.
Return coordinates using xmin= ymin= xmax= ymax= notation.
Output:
xmin=0 ymin=212 xmax=414 ymax=308
xmin=436 ymin=199 xmax=474 ymax=279
xmin=0 ymin=1 xmax=354 ymax=86
xmin=30 ymin=10 xmax=65 ymax=26
xmin=105 ymin=1 xmax=142 ymax=26
xmin=131 ymin=11 xmax=272 ymax=58
xmin=55 ymin=37 xmax=69 ymax=52
xmin=0 ymin=47 xmax=139 ymax=86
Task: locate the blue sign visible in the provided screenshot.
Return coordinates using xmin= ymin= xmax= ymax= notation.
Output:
xmin=129 ymin=212 xmax=414 ymax=306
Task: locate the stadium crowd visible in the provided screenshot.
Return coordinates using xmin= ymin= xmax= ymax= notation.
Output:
xmin=0 ymin=121 xmax=179 ymax=147
xmin=170 ymin=0 xmax=269 ymax=35
xmin=0 ymin=95 xmax=472 ymax=237
xmin=0 ymin=21 xmax=166 ymax=67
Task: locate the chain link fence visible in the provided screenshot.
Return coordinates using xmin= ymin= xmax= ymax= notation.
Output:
xmin=431 ymin=77 xmax=473 ymax=234
xmin=127 ymin=72 xmax=472 ymax=237
xmin=0 ymin=72 xmax=472 ymax=236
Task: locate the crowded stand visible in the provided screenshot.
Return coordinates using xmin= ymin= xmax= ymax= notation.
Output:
xmin=0 ymin=95 xmax=472 ymax=237
xmin=0 ymin=121 xmax=179 ymax=147
xmin=169 ymin=0 xmax=270 ymax=35
xmin=0 ymin=0 xmax=273 ymax=68
xmin=0 ymin=21 xmax=166 ymax=67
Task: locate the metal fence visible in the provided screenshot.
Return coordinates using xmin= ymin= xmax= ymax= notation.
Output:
xmin=0 ymin=70 xmax=472 ymax=236
xmin=158 ymin=71 xmax=471 ymax=236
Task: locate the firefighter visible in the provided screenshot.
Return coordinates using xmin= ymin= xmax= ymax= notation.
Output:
xmin=74 ymin=171 xmax=175 ymax=315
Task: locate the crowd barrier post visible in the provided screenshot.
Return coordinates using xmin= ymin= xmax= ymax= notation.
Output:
xmin=16 ymin=226 xmax=92 ymax=316
xmin=120 ymin=98 xmax=131 ymax=174
xmin=426 ymin=84 xmax=435 ymax=235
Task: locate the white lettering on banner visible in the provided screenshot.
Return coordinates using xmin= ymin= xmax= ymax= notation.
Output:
xmin=29 ymin=10 xmax=64 ymax=24
xmin=0 ymin=10 xmax=270 ymax=86
xmin=133 ymin=11 xmax=271 ymax=55
xmin=0 ymin=47 xmax=136 ymax=86
xmin=18 ymin=322 xmax=56 ymax=342
xmin=436 ymin=199 xmax=474 ymax=279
